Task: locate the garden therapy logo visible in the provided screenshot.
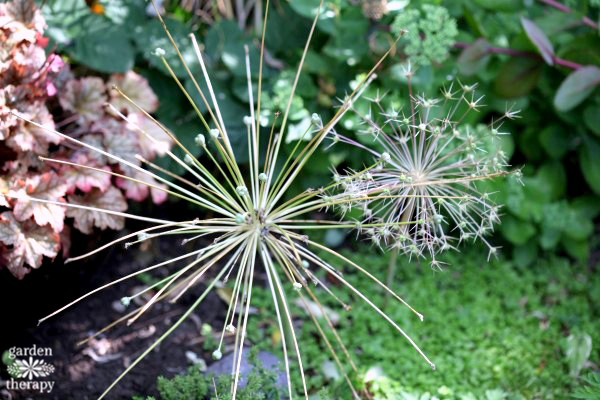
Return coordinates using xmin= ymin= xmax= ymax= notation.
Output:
xmin=5 ymin=345 xmax=55 ymax=394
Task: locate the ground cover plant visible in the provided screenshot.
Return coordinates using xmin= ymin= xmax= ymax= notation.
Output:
xmin=135 ymin=247 xmax=599 ymax=399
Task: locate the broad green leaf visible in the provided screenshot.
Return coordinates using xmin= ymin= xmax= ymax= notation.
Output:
xmin=133 ymin=18 xmax=198 ymax=78
xmin=457 ymin=39 xmax=490 ymax=76
xmin=71 ymin=27 xmax=134 ymax=73
xmin=521 ymin=17 xmax=554 ymax=65
xmin=554 ymin=66 xmax=600 ymax=112
xmin=494 ymin=58 xmax=542 ymax=98
xmin=579 ymin=136 xmax=600 ymax=195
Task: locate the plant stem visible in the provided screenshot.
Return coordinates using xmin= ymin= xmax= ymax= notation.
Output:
xmin=538 ymin=0 xmax=599 ymax=30
xmin=454 ymin=42 xmax=584 ymax=70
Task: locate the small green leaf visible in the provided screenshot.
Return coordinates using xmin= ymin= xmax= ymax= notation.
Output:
xmin=500 ymin=215 xmax=536 ymax=245
xmin=579 ymin=136 xmax=600 ymax=195
xmin=521 ymin=17 xmax=554 ymax=65
xmin=539 ymin=126 xmax=570 ymax=159
xmin=554 ymin=66 xmax=600 ymax=112
xmin=494 ymin=58 xmax=543 ymax=98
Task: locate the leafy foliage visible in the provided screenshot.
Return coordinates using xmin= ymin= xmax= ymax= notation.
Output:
xmin=0 ymin=0 xmax=172 ymax=278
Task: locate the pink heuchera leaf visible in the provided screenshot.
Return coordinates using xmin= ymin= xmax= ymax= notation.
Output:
xmin=127 ymin=113 xmax=173 ymax=159
xmin=59 ymin=77 xmax=107 ymax=124
xmin=0 ymin=0 xmax=46 ymax=43
xmin=108 ymin=71 xmax=159 ymax=114
xmin=6 ymin=104 xmax=60 ymax=155
xmin=67 ymin=186 xmax=127 ymax=234
xmin=11 ymin=172 xmax=68 ymax=232
xmin=0 ymin=211 xmax=60 ymax=279
xmin=98 ymin=118 xmax=141 ymax=167
xmin=116 ymin=170 xmax=168 ymax=204
xmin=62 ymin=154 xmax=112 ymax=194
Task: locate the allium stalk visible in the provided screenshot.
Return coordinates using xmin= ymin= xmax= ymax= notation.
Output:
xmin=6 ymin=1 xmax=444 ymax=398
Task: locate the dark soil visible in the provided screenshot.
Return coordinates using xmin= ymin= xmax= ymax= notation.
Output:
xmin=0 ymin=205 xmax=229 ymax=400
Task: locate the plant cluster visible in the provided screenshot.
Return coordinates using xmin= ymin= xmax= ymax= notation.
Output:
xmin=0 ymin=0 xmax=172 ymax=279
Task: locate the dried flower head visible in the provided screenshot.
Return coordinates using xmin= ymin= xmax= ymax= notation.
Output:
xmin=332 ymin=80 xmax=518 ymax=264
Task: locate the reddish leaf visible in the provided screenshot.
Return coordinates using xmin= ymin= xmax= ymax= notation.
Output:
xmin=95 ymin=118 xmax=141 ymax=167
xmin=521 ymin=17 xmax=554 ymax=65
xmin=67 ymin=186 xmax=127 ymax=234
xmin=116 ymin=170 xmax=168 ymax=204
xmin=6 ymin=104 xmax=60 ymax=155
xmin=11 ymin=172 xmax=68 ymax=232
xmin=108 ymin=71 xmax=159 ymax=114
xmin=0 ymin=211 xmax=60 ymax=279
xmin=62 ymin=154 xmax=112 ymax=193
xmin=127 ymin=113 xmax=173 ymax=159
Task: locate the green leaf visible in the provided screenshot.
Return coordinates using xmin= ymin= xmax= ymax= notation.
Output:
xmin=512 ymin=242 xmax=538 ymax=268
xmin=583 ymin=103 xmax=600 ymax=136
xmin=133 ymin=18 xmax=198 ymax=78
xmin=521 ymin=17 xmax=554 ymax=65
xmin=562 ymin=236 xmax=590 ymax=261
xmin=579 ymin=136 xmax=600 ymax=195
xmin=554 ymin=66 xmax=600 ymax=112
xmin=70 ymin=26 xmax=134 ymax=73
xmin=471 ymin=0 xmax=522 ymax=12
xmin=494 ymin=58 xmax=543 ymax=99
xmin=457 ymin=39 xmax=490 ymax=76
xmin=500 ymin=215 xmax=536 ymax=245
xmin=539 ymin=126 xmax=570 ymax=159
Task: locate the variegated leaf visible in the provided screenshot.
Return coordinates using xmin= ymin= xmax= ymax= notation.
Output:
xmin=0 ymin=211 xmax=60 ymax=279
xmin=66 ymin=186 xmax=127 ymax=234
xmin=108 ymin=71 xmax=159 ymax=114
xmin=11 ymin=172 xmax=68 ymax=232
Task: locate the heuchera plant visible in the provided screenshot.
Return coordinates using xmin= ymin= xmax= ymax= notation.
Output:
xmin=0 ymin=0 xmax=172 ymax=279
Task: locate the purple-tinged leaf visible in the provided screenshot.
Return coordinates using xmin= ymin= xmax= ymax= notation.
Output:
xmin=458 ymin=39 xmax=490 ymax=76
xmin=554 ymin=66 xmax=600 ymax=111
xmin=521 ymin=17 xmax=554 ymax=65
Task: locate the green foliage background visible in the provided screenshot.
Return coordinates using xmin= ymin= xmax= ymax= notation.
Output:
xmin=38 ymin=0 xmax=600 ymax=398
